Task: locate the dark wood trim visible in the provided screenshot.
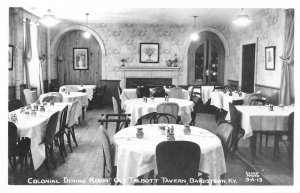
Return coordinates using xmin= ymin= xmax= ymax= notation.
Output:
xmin=255 ymin=84 xmax=280 ymax=90
xmin=8 ymin=86 xmax=16 ymax=100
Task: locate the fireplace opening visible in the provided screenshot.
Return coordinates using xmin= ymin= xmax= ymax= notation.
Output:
xmin=126 ymin=78 xmax=172 ymax=88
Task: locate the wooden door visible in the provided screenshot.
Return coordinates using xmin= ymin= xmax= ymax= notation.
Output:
xmin=241 ymin=44 xmax=256 ymax=93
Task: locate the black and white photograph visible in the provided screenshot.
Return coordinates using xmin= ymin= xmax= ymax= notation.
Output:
xmin=4 ymin=0 xmax=299 ymax=193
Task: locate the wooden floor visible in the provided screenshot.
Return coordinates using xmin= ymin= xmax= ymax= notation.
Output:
xmin=8 ymin=106 xmax=292 ymax=185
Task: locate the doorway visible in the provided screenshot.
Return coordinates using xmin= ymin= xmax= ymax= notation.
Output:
xmin=241 ymin=44 xmax=256 ymax=93
xmin=187 ymin=31 xmax=225 ymax=85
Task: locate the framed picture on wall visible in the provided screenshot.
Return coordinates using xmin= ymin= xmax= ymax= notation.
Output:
xmin=265 ymin=46 xmax=276 ymax=70
xmin=140 ymin=43 xmax=159 ymax=63
xmin=73 ymin=48 xmax=89 ymax=70
xmin=9 ymin=45 xmax=13 ymax=70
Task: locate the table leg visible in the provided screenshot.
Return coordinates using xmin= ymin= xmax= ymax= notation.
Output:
xmin=250 ymin=132 xmax=257 ymax=164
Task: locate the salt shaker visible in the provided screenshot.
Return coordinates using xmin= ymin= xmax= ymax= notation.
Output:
xmin=136 ymin=128 xmax=144 ymax=139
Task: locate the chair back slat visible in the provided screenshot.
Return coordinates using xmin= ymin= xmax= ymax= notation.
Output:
xmin=156 ymin=141 xmax=200 ymax=184
xmin=45 ymin=112 xmax=59 ymax=145
xmin=243 ymin=93 xmax=262 ymax=105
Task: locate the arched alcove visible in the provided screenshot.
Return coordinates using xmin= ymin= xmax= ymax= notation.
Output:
xmin=50 ymin=25 xmax=107 ymax=84
xmin=184 ymin=27 xmax=229 ymax=85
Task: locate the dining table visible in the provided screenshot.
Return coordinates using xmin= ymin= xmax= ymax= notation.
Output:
xmin=123 ymin=98 xmax=194 ymax=126
xmin=231 ymin=105 xmax=294 ymax=162
xmin=40 ymin=92 xmax=88 ymax=121
xmin=113 ymin=124 xmax=226 ymax=185
xmin=200 ymin=86 xmax=215 ymax=104
xmin=120 ymin=88 xmax=190 ymax=104
xmin=59 ymin=85 xmax=96 ymax=101
xmin=8 ymin=102 xmax=72 ymax=170
xmin=209 ymin=90 xmax=246 ymax=121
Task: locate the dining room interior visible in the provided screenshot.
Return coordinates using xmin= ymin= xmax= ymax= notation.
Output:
xmin=6 ymin=1 xmax=299 ymax=190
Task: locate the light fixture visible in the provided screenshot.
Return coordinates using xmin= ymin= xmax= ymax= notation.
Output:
xmin=190 ymin=16 xmax=199 ymax=41
xmin=39 ymin=9 xmax=59 ymax=27
xmin=233 ymin=8 xmax=252 ymax=27
xmin=83 ymin=13 xmax=91 ymax=39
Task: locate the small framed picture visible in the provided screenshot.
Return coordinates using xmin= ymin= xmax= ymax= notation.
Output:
xmin=265 ymin=46 xmax=276 ymax=70
xmin=140 ymin=43 xmax=159 ymax=63
xmin=73 ymin=48 xmax=89 ymax=70
xmin=9 ymin=45 xmax=13 ymax=70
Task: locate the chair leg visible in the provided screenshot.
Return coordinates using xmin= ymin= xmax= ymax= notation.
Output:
xmin=65 ymin=130 xmax=73 ymax=153
xmin=45 ymin=146 xmax=50 ymax=177
xmin=49 ymin=144 xmax=56 ymax=169
xmin=60 ymin=133 xmax=67 ymax=157
xmin=259 ymin=133 xmax=263 ymax=153
xmin=28 ymin=150 xmax=35 ymax=177
xmin=58 ymin=137 xmax=65 ymax=163
xmin=71 ymin=126 xmax=78 ymax=147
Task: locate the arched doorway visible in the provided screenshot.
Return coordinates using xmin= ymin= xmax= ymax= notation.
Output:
xmin=186 ymin=29 xmax=228 ymax=85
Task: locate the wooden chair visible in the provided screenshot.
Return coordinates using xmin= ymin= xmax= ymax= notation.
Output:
xmin=250 ymin=98 xmax=268 ymax=106
xmin=23 ymin=89 xmax=37 ymax=105
xmin=44 ymin=112 xmax=59 ymax=176
xmin=216 ymin=123 xmax=234 ymax=160
xmin=42 ymin=95 xmax=62 ymax=103
xmin=99 ymin=125 xmax=116 ymax=183
xmin=111 ymin=96 xmax=131 ymax=132
xmin=8 ymin=122 xmax=33 ymax=179
xmin=151 ymin=87 xmax=167 ymax=97
xmin=136 ymin=86 xmax=150 ymax=98
xmin=98 ymin=113 xmax=131 ymax=133
xmin=155 ymin=141 xmax=200 ymax=185
xmin=213 ymin=86 xmax=225 ymax=91
xmin=9 ymin=99 xmax=24 ymax=112
xmin=274 ymin=112 xmax=294 ymax=168
xmin=54 ymin=105 xmax=68 ymax=162
xmin=168 ymin=87 xmax=184 ymax=99
xmin=150 ymin=102 xmax=179 ymax=124
xmin=243 ymin=93 xmax=262 ymax=105
xmin=65 ymin=101 xmax=79 ymax=153
xmin=228 ymin=103 xmax=244 ymax=157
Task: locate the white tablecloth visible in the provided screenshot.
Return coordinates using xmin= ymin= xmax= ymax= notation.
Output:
xmin=209 ymin=91 xmax=246 ymax=121
xmin=40 ymin=92 xmax=88 ymax=121
xmin=59 ymin=85 xmax=96 ymax=101
xmin=120 ymin=88 xmax=190 ymax=103
xmin=9 ymin=103 xmax=70 ymax=170
xmin=114 ymin=124 xmax=226 ymax=185
xmin=123 ymin=98 xmax=194 ymax=126
xmin=234 ymin=106 xmax=294 ymax=139
xmin=201 ymin=86 xmax=215 ymax=104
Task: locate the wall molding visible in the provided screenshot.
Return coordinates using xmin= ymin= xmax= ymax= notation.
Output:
xmin=255 ymin=83 xmax=280 ymax=90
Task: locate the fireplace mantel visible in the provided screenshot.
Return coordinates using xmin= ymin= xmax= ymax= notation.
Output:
xmin=120 ymin=67 xmax=180 ymax=71
xmin=119 ymin=66 xmax=181 ymax=88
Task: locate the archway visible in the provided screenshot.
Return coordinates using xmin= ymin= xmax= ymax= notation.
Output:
xmin=50 ymin=25 xmax=107 ymax=80
xmin=184 ymin=27 xmax=229 ymax=85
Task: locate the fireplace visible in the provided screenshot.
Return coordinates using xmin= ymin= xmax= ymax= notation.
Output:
xmin=126 ymin=78 xmax=172 ymax=88
xmin=120 ymin=66 xmax=180 ymax=88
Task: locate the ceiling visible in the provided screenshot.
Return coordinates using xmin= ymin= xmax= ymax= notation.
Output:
xmin=24 ymin=7 xmax=266 ymax=25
